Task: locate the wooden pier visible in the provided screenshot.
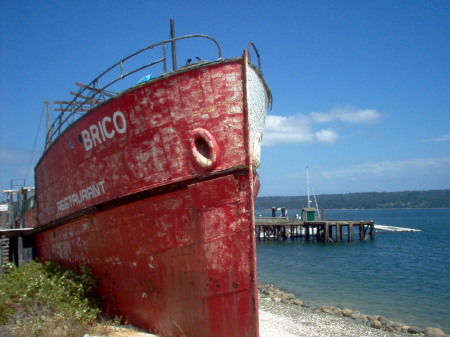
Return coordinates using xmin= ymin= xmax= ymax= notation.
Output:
xmin=255 ymin=217 xmax=375 ymax=242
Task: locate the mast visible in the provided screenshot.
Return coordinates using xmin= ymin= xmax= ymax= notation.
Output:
xmin=45 ymin=98 xmax=51 ymax=135
xmin=306 ymin=167 xmax=321 ymax=218
xmin=307 ymin=166 xmax=311 ymax=208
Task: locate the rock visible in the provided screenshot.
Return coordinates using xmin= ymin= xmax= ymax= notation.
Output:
xmin=351 ymin=313 xmax=363 ymax=320
xmin=321 ymin=307 xmax=334 ymax=314
xmin=324 ymin=306 xmax=342 ymax=316
xmin=342 ymin=308 xmax=354 ymax=317
xmin=330 ymin=307 xmax=343 ymax=316
xmin=378 ymin=316 xmax=391 ymax=326
xmin=360 ymin=315 xmax=369 ymax=324
xmin=276 ymin=290 xmax=285 ymax=297
xmin=283 ymin=293 xmax=295 ymax=299
xmin=384 ymin=326 xmax=395 ymax=333
xmin=367 ymin=315 xmax=380 ymax=322
xmin=280 ymin=293 xmax=295 ymax=302
xmin=292 ymin=299 xmax=303 ymax=306
xmin=408 ymin=326 xmax=425 ymax=334
xmin=424 ymin=327 xmax=446 ymax=336
xmin=370 ymin=320 xmax=382 ymax=329
xmin=391 ymin=322 xmax=404 ymax=332
xmin=401 ymin=325 xmax=410 ymax=332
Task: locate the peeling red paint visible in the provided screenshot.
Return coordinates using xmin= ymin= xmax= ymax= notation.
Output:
xmin=34 ymin=57 xmax=270 ymax=337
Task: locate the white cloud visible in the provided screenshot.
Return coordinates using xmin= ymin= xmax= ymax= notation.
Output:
xmin=263 ymin=114 xmax=314 ymax=146
xmin=310 ymin=112 xmax=333 ymax=123
xmin=312 ymin=107 xmax=382 ymax=125
xmin=263 ymin=114 xmax=339 ymax=146
xmin=314 ymin=129 xmax=339 ymax=143
xmin=320 ymin=157 xmax=450 ymax=179
xmin=424 ymin=134 xmax=450 ymax=142
xmin=263 ymin=106 xmax=381 ymax=146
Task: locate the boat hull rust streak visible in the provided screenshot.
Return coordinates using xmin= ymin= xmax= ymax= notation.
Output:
xmin=34 ymin=57 xmax=271 ymax=337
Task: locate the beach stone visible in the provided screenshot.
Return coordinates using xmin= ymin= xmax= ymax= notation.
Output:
xmin=367 ymin=315 xmax=380 ymax=321
xmin=276 ymin=290 xmax=285 ymax=297
xmin=384 ymin=326 xmax=395 ymax=333
xmin=351 ymin=313 xmax=363 ymax=320
xmin=391 ymin=322 xmax=404 ymax=332
xmin=401 ymin=325 xmax=410 ymax=332
xmin=292 ymin=299 xmax=303 ymax=306
xmin=361 ymin=315 xmax=369 ymax=324
xmin=379 ymin=316 xmax=393 ymax=327
xmin=283 ymin=293 xmax=296 ymax=300
xmin=408 ymin=326 xmax=425 ymax=334
xmin=424 ymin=327 xmax=446 ymax=336
xmin=342 ymin=308 xmax=354 ymax=317
xmin=370 ymin=320 xmax=382 ymax=329
xmin=321 ymin=307 xmax=335 ymax=314
xmin=324 ymin=307 xmax=343 ymax=316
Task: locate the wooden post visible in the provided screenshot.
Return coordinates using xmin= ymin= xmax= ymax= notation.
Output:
xmin=348 ymin=224 xmax=353 ymax=242
xmin=336 ymin=224 xmax=341 ymax=242
xmin=329 ymin=224 xmax=333 ymax=240
xmin=359 ymin=224 xmax=364 ymax=241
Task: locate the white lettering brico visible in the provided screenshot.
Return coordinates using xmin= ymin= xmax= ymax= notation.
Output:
xmin=81 ymin=111 xmax=127 ymax=151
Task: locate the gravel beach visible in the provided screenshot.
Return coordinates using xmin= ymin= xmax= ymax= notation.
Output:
xmin=5 ymin=286 xmax=446 ymax=337
xmin=85 ymin=286 xmax=447 ymax=337
xmin=259 ymin=297 xmax=416 ymax=337
xmin=258 ymin=284 xmax=447 ymax=337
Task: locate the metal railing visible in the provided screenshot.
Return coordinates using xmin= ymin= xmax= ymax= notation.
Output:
xmin=45 ymin=34 xmax=223 ymax=150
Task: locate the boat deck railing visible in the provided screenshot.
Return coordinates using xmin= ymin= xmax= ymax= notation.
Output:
xmin=45 ymin=34 xmax=225 ymax=151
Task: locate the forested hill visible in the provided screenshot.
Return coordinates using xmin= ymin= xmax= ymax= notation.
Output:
xmin=255 ymin=189 xmax=450 ymax=210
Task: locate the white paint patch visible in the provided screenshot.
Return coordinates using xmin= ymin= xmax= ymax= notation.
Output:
xmin=246 ymin=66 xmax=270 ymax=168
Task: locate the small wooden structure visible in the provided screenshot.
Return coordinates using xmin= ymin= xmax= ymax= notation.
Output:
xmin=301 ymin=207 xmax=318 ymax=221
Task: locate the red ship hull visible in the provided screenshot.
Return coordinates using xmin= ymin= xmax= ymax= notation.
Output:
xmin=34 ymin=55 xmax=270 ymax=337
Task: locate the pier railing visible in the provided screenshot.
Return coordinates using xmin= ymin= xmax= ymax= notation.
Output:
xmin=45 ymin=34 xmax=223 ymax=151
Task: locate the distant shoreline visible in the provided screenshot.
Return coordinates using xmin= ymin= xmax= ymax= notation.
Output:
xmin=255 ymin=207 xmax=450 ymax=210
xmin=255 ymin=190 xmax=450 ymax=210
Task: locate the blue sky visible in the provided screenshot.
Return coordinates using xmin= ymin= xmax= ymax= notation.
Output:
xmin=1 ymin=0 xmax=449 ymax=196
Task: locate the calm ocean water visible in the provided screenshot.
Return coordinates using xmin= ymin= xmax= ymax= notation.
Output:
xmin=255 ymin=208 xmax=450 ymax=332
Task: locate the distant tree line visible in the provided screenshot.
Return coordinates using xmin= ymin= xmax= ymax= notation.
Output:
xmin=255 ymin=189 xmax=450 ymax=210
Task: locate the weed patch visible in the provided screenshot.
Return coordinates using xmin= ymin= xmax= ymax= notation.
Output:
xmin=0 ymin=261 xmax=100 ymax=336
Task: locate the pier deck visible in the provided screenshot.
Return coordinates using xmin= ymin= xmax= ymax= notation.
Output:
xmin=255 ymin=217 xmax=375 ymax=242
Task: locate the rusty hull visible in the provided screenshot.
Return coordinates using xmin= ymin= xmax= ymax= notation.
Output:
xmin=34 ymin=57 xmax=270 ymax=337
